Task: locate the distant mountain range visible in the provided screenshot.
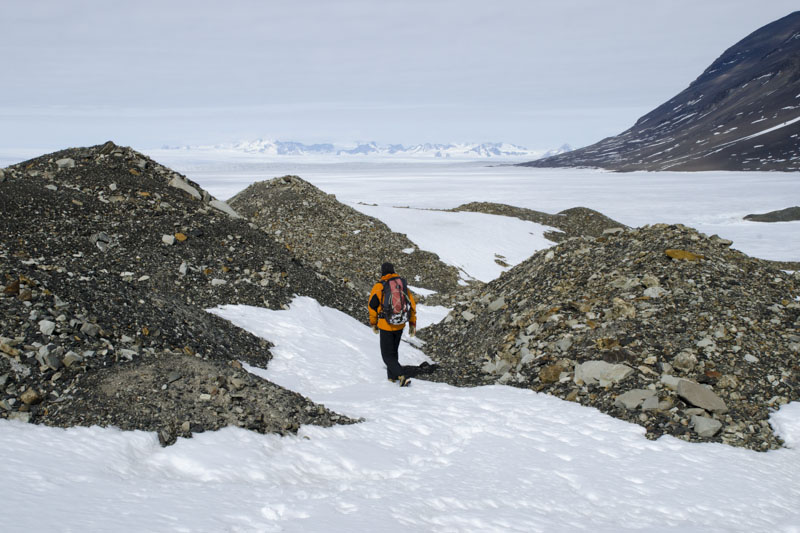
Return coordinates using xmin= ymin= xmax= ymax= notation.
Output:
xmin=162 ymin=140 xmax=572 ymax=160
xmin=524 ymin=11 xmax=800 ymax=171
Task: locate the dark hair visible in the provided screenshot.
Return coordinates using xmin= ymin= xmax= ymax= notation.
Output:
xmin=380 ymin=262 xmax=395 ymax=276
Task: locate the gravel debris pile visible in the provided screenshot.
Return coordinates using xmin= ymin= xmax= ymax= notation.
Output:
xmin=229 ymin=175 xmax=463 ymax=298
xmin=0 ymin=143 xmax=360 ymax=444
xmin=419 ymin=224 xmax=800 ymax=450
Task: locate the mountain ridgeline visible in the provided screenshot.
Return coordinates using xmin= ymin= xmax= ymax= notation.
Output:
xmin=165 ymin=140 xmax=572 ymax=160
xmin=523 ymin=11 xmax=800 ymax=171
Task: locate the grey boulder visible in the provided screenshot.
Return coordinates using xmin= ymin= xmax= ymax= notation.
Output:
xmin=678 ymin=380 xmax=728 ymax=414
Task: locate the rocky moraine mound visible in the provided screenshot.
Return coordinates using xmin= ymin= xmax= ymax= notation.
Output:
xmin=229 ymin=175 xmax=462 ymax=296
xmin=420 ymin=225 xmax=800 ymax=450
xmin=453 ymin=203 xmax=627 ymax=242
xmin=0 ymin=143 xmax=362 ymax=445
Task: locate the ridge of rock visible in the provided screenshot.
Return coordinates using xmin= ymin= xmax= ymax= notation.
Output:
xmin=0 ymin=142 xmax=361 ymax=443
xmin=452 ymin=203 xmax=627 ymax=242
xmin=228 ymin=175 xmax=463 ymax=297
xmin=744 ymin=206 xmax=800 ymax=222
xmin=419 ymin=223 xmax=800 ymax=450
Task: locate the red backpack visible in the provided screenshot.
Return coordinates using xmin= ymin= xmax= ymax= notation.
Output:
xmin=381 ymin=277 xmax=410 ymax=325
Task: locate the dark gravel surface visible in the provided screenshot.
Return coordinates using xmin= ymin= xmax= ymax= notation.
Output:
xmin=0 ymin=143 xmax=361 ymax=444
xmin=419 ymin=224 xmax=800 ymax=451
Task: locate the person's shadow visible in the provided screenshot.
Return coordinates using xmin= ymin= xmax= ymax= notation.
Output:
xmin=400 ymin=361 xmax=438 ymax=378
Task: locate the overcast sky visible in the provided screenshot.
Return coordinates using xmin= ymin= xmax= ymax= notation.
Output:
xmin=1 ymin=1 xmax=797 ymax=151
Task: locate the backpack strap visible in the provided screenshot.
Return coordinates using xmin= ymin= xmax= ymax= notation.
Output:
xmin=379 ymin=278 xmax=390 ymax=320
xmin=400 ymin=277 xmax=410 ymax=310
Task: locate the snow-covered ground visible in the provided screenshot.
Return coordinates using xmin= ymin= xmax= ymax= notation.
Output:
xmin=2 ymin=155 xmax=799 ymax=532
xmin=2 ymin=297 xmax=799 ymax=532
xmin=357 ymin=207 xmax=555 ymax=282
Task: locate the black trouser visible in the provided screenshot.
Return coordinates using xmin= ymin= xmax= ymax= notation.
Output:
xmin=379 ymin=329 xmax=405 ymax=380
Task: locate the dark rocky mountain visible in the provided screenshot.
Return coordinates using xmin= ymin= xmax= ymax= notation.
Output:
xmin=523 ymin=11 xmax=800 ymax=171
xmin=0 ymin=143 xmax=361 ymax=445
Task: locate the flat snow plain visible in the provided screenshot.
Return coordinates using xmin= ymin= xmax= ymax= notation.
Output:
xmin=148 ymin=153 xmax=800 ymax=268
xmin=1 ymin=154 xmax=799 ymax=532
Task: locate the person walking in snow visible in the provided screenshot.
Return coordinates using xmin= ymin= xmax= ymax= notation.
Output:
xmin=369 ymin=262 xmax=417 ymax=386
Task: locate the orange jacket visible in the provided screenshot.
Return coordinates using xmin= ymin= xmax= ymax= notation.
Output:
xmin=368 ymin=273 xmax=416 ymax=331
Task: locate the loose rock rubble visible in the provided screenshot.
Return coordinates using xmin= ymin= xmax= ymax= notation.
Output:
xmin=419 ymin=224 xmax=800 ymax=450
xmin=0 ymin=143 xmax=360 ymax=443
xmin=229 ymin=175 xmax=463 ymax=298
xmin=44 ymin=355 xmax=350 ymax=446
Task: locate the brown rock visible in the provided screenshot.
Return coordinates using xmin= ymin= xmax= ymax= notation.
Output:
xmin=4 ymin=280 xmax=20 ymax=295
xmin=717 ymin=375 xmax=739 ymax=389
xmin=611 ymin=298 xmax=636 ymax=319
xmin=539 ymin=364 xmax=563 ymax=384
xmin=566 ymin=390 xmax=579 ymax=402
xmin=0 ymin=342 xmax=21 ymax=358
xmin=665 ymin=249 xmax=704 ymax=261
xmin=595 ymin=338 xmax=620 ymax=350
xmin=20 ymin=388 xmax=43 ymax=405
